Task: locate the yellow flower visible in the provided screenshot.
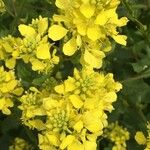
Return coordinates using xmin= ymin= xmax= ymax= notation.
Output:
xmin=0 ymin=97 xmax=13 ymax=115
xmin=9 ymin=137 xmax=33 ymax=150
xmin=18 ymin=16 xmax=59 ymax=73
xmin=18 ymin=88 xmax=46 ymax=130
xmin=0 ymin=66 xmax=18 ymax=93
xmin=48 ymin=0 xmax=128 ymax=69
xmin=104 ymin=122 xmax=130 ymax=150
xmin=83 ymin=110 xmax=107 ymax=133
xmin=55 ymin=68 xmax=122 ymax=112
xmin=0 ymin=66 xmax=23 ymax=115
xmin=135 ymin=122 xmax=150 ymax=150
xmin=0 ymin=36 xmax=22 ymax=69
xmin=135 ymin=131 xmax=146 ymax=145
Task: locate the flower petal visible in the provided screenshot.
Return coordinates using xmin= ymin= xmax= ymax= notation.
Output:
xmin=48 ymin=25 xmax=68 ymax=41
xmin=63 ymin=38 xmax=77 ymax=56
xmin=80 ymin=4 xmax=95 ymax=18
xmin=69 ymin=94 xmax=83 ymax=108
xmin=87 ymin=26 xmax=105 ymax=41
xmin=112 ymin=35 xmax=127 ymax=45
xmin=36 ymin=43 xmax=50 ymax=59
xmin=60 ymin=135 xmax=75 ymax=149
xmin=18 ymin=25 xmax=36 ymax=37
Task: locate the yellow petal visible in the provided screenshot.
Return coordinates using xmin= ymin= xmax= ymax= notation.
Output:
xmin=53 ymin=14 xmax=69 ymax=22
xmin=48 ymin=25 xmax=68 ymax=41
xmin=60 ymin=135 xmax=75 ymax=149
xmin=94 ymin=11 xmax=108 ymax=25
xmin=95 ymin=9 xmax=117 ymax=25
xmin=55 ymin=0 xmax=69 ymax=9
xmin=63 ymin=38 xmax=77 ymax=56
xmin=68 ymin=141 xmax=84 ymax=150
xmin=73 ymin=121 xmax=83 ymax=132
xmin=87 ymin=26 xmax=104 ymax=41
xmin=38 ymin=17 xmax=48 ymax=34
xmin=6 ymin=98 xmax=14 ymax=107
xmin=73 ymin=68 xmax=80 ymax=80
xmin=0 ymin=98 xmax=5 ymax=109
xmin=103 ymin=92 xmax=117 ymax=103
xmin=18 ymin=24 xmax=36 ymax=37
xmin=115 ymin=17 xmax=128 ymax=27
xmin=5 ymin=58 xmax=16 ymax=69
xmin=64 ymin=79 xmax=76 ymax=92
xmin=46 ymin=134 xmax=59 ymax=146
xmin=3 ymin=108 xmax=11 ymax=115
xmin=29 ymin=119 xmax=45 ymax=130
xmin=84 ymin=50 xmax=102 ymax=69
xmin=84 ymin=141 xmax=97 ymax=150
xmin=36 ymin=43 xmax=50 ymax=59
xmin=80 ymin=4 xmax=95 ymax=18
xmin=76 ymin=35 xmax=82 ymax=47
xmin=31 ymin=59 xmax=45 ymax=71
xmin=12 ymin=87 xmax=24 ymax=96
xmin=43 ymin=98 xmax=59 ymax=110
xmin=69 ymin=94 xmax=83 ymax=108
xmin=2 ymin=42 xmax=13 ymax=52
xmin=54 ymin=84 xmax=65 ymax=94
xmin=83 ymin=111 xmax=103 ymax=132
xmin=81 ymin=0 xmax=90 ymax=3
xmin=112 ymin=35 xmax=127 ymax=45
xmin=3 ymin=80 xmax=18 ymax=93
xmin=76 ymin=23 xmax=87 ymax=36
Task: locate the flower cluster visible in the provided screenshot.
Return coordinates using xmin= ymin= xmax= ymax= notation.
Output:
xmin=0 ymin=16 xmax=59 ymax=73
xmin=9 ymin=137 xmax=33 ymax=150
xmin=135 ymin=122 xmax=150 ymax=150
xmin=0 ymin=0 xmax=128 ymax=149
xmin=18 ymin=68 xmax=122 ymax=149
xmin=48 ymin=0 xmax=128 ymax=68
xmin=18 ymin=16 xmax=59 ymax=73
xmin=0 ymin=36 xmax=22 ymax=69
xmin=104 ymin=122 xmax=130 ymax=150
xmin=0 ymin=66 xmax=23 ymax=115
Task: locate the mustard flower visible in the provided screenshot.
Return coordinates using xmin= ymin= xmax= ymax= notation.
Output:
xmin=33 ymin=69 xmax=121 ymax=149
xmin=18 ymin=16 xmax=59 ymax=73
xmin=48 ymin=0 xmax=128 ymax=68
xmin=0 ymin=97 xmax=14 ymax=115
xmin=0 ymin=66 xmax=23 ymax=115
xmin=135 ymin=122 xmax=150 ymax=150
xmin=104 ymin=122 xmax=130 ymax=150
xmin=9 ymin=137 xmax=33 ymax=150
xmin=38 ymin=94 xmax=102 ymax=150
xmin=18 ymin=87 xmax=46 ymax=130
xmin=55 ymin=68 xmax=122 ymax=112
xmin=0 ymin=36 xmax=22 ymax=69
xmin=16 ymin=69 xmax=122 ymax=150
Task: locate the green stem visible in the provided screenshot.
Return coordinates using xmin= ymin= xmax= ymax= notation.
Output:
xmin=12 ymin=0 xmax=17 ymax=17
xmin=121 ymin=74 xmax=150 ymax=83
xmin=121 ymin=0 xmax=150 ymax=43
xmin=132 ymin=4 xmax=148 ymax=9
xmin=121 ymin=66 xmax=150 ymax=83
